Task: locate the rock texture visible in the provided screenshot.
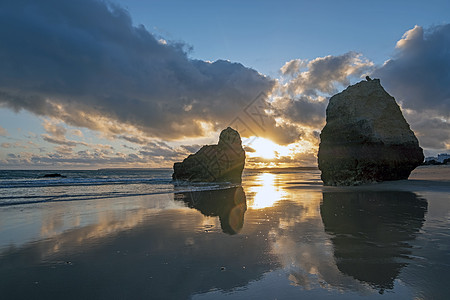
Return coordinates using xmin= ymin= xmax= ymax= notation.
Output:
xmin=172 ymin=127 xmax=245 ymax=183
xmin=318 ymin=79 xmax=424 ymax=186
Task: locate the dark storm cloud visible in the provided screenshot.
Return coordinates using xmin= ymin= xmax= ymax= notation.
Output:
xmin=373 ymin=24 xmax=450 ymax=151
xmin=373 ymin=24 xmax=450 ymax=114
xmin=0 ymin=0 xmax=274 ymax=140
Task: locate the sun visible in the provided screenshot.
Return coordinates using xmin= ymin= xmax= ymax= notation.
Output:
xmin=248 ymin=137 xmax=290 ymax=160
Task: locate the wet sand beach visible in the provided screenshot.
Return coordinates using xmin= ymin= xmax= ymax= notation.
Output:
xmin=0 ymin=166 xmax=449 ymax=299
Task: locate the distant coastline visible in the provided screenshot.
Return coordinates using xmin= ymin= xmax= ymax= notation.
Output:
xmin=97 ymin=168 xmax=172 ymax=171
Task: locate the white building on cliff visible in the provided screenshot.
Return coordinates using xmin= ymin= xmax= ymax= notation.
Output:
xmin=425 ymin=153 xmax=450 ymax=163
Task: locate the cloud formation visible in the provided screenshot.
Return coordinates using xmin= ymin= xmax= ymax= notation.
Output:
xmin=41 ymin=120 xmax=88 ymax=147
xmin=1 ymin=0 xmax=448 ymax=168
xmin=1 ymin=118 xmax=198 ymax=168
xmin=271 ymin=25 xmax=450 ymax=157
xmin=0 ymin=145 xmax=186 ymax=169
xmin=267 ymin=52 xmax=373 ymax=153
xmin=279 ymin=52 xmax=374 ymax=97
xmin=374 ymin=24 xmax=450 ymax=113
xmin=0 ymin=0 xmax=274 ymax=141
xmin=373 ymin=24 xmax=450 ymax=152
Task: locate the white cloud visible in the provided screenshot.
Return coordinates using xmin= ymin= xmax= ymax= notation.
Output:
xmin=396 ymin=25 xmax=423 ymax=49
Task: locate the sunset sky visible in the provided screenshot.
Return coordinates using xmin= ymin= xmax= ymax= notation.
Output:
xmin=0 ymin=0 xmax=449 ymax=169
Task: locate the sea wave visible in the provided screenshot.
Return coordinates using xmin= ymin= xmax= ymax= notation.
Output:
xmin=0 ymin=181 xmax=237 ymax=208
xmin=0 ymin=177 xmax=173 ymax=189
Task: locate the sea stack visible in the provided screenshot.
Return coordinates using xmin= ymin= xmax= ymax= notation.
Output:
xmin=318 ymin=79 xmax=424 ymax=186
xmin=172 ymin=127 xmax=245 ymax=183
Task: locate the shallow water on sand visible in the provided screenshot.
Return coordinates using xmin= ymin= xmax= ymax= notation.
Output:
xmin=0 ymin=166 xmax=449 ymax=299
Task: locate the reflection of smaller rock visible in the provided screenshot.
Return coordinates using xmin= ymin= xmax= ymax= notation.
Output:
xmin=174 ymin=186 xmax=247 ymax=235
xmin=172 ymin=127 xmax=245 ymax=183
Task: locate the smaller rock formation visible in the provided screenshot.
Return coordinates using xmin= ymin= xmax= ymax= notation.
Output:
xmin=318 ymin=79 xmax=424 ymax=186
xmin=43 ymin=173 xmax=66 ymax=178
xmin=172 ymin=127 xmax=245 ymax=183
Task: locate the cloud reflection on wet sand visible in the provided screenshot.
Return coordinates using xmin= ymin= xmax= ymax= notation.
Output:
xmin=0 ymin=169 xmax=449 ymax=299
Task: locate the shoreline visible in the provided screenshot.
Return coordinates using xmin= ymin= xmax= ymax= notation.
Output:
xmin=1 ymin=166 xmax=449 ymax=299
xmin=1 ymin=165 xmax=448 ymax=208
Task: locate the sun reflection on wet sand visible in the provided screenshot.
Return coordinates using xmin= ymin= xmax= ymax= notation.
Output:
xmin=1 ymin=168 xmax=449 ymax=299
xmin=246 ymin=172 xmax=288 ymax=209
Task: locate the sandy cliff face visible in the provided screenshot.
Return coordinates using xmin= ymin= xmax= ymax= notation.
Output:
xmin=173 ymin=127 xmax=245 ymax=183
xmin=318 ymin=79 xmax=424 ymax=186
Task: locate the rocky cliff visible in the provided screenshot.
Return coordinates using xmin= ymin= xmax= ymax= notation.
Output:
xmin=318 ymin=79 xmax=424 ymax=186
xmin=172 ymin=127 xmax=245 ymax=183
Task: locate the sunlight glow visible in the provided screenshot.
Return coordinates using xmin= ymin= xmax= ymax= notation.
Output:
xmin=248 ymin=137 xmax=290 ymax=160
xmin=247 ymin=173 xmax=287 ymax=209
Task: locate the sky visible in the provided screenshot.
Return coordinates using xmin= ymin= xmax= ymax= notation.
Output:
xmin=0 ymin=0 xmax=449 ymax=169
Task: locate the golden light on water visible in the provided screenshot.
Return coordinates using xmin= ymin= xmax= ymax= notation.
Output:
xmin=247 ymin=172 xmax=288 ymax=209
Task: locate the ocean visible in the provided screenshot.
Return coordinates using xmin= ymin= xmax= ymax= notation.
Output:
xmin=0 ymin=166 xmax=449 ymax=299
xmin=0 ymin=169 xmax=237 ymax=207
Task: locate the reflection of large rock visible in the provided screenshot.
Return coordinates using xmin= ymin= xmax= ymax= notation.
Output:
xmin=320 ymin=191 xmax=427 ymax=292
xmin=318 ymin=79 xmax=424 ymax=186
xmin=175 ymin=187 xmax=247 ymax=234
xmin=172 ymin=127 xmax=245 ymax=183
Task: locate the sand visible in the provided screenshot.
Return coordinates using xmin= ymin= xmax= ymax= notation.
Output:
xmin=0 ymin=166 xmax=449 ymax=299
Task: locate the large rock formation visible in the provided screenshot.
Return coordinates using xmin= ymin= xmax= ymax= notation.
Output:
xmin=172 ymin=127 xmax=245 ymax=183
xmin=318 ymin=79 xmax=424 ymax=186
